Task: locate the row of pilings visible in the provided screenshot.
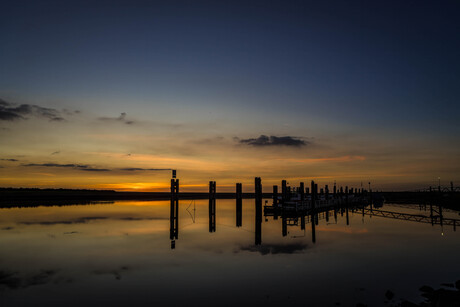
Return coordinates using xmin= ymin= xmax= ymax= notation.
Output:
xmin=170 ymin=176 xmax=371 ymax=249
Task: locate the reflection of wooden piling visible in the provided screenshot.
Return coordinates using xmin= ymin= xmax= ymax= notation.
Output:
xmin=209 ymin=181 xmax=216 ymax=232
xmin=236 ymin=183 xmax=242 ymax=227
xmin=346 ymin=206 xmax=349 ymax=226
xmin=311 ymin=212 xmax=316 ymax=243
xmin=255 ymin=177 xmax=262 ymax=245
xmin=170 ymin=178 xmax=179 ymax=241
xmin=282 ymin=216 xmax=287 ymax=237
xmin=430 ymin=204 xmax=434 ymax=226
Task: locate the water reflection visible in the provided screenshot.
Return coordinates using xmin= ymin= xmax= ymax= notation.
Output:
xmin=1 ymin=199 xmax=459 ymax=306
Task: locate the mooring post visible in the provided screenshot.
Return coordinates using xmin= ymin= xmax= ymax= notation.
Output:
xmin=300 ymin=182 xmax=305 ymax=202
xmin=451 ymin=181 xmax=454 ymax=193
xmin=255 ymin=177 xmax=262 ymax=245
xmin=311 ymin=180 xmax=315 ymax=209
xmin=281 ymin=180 xmax=287 ymax=204
xmin=236 ymin=183 xmax=242 ymax=227
xmin=325 ymin=185 xmax=329 ymax=205
xmin=314 ymin=183 xmax=318 ymax=207
xmin=273 ymin=185 xmax=278 ymax=206
xmin=345 ymin=186 xmax=349 ymax=205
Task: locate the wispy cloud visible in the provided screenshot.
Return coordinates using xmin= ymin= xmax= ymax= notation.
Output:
xmin=119 ymin=168 xmax=172 ymax=171
xmin=98 ymin=112 xmax=134 ymax=125
xmin=280 ymin=155 xmax=366 ymax=163
xmin=51 ymin=151 xmax=60 ymax=155
xmin=238 ymin=135 xmax=308 ymax=147
xmin=22 ymin=163 xmax=172 ymax=172
xmin=0 ymin=98 xmax=66 ymax=122
xmin=22 ymin=163 xmax=111 ymax=172
xmin=0 ymin=158 xmax=18 ymax=162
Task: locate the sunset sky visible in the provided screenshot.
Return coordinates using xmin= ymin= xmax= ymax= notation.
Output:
xmin=1 ymin=1 xmax=459 ymax=192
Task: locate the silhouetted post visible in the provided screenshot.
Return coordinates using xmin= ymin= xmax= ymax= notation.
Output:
xmin=300 ymin=182 xmax=305 ymax=202
xmin=451 ymin=181 xmax=454 ymax=193
xmin=236 ymin=183 xmax=242 ymax=199
xmin=314 ymin=183 xmax=318 ymax=207
xmin=209 ymin=181 xmax=216 ymax=232
xmin=333 ymin=182 xmax=337 ymax=196
xmin=345 ymin=186 xmax=349 ymax=205
xmin=301 ymin=214 xmax=305 ymax=230
xmin=255 ymin=177 xmax=262 ymax=245
xmin=236 ymin=183 xmax=242 ymax=227
xmin=311 ymin=180 xmax=316 ymax=209
xmin=281 ymin=180 xmax=287 ymax=204
xmin=306 ymin=187 xmax=310 ymax=195
xmin=273 ymin=185 xmax=278 ymax=206
xmin=170 ymin=178 xmax=179 ymax=248
xmin=325 ymin=185 xmax=329 ymax=205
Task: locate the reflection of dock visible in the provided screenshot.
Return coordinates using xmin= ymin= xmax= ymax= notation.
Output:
xmin=354 ymin=207 xmax=460 ymax=230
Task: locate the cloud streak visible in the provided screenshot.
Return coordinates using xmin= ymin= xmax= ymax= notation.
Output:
xmin=119 ymin=168 xmax=172 ymax=171
xmin=0 ymin=99 xmax=66 ymax=122
xmin=238 ymin=135 xmax=307 ymax=147
xmin=98 ymin=112 xmax=134 ymax=125
xmin=22 ymin=163 xmax=172 ymax=173
xmin=22 ymin=163 xmax=111 ymax=172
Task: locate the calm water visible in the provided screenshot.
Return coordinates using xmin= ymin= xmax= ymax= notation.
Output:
xmin=0 ymin=200 xmax=459 ymax=306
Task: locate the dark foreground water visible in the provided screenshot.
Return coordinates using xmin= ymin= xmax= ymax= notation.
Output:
xmin=0 ymin=200 xmax=459 ymax=306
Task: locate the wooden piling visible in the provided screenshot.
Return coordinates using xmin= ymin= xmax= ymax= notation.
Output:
xmin=236 ymin=183 xmax=242 ymax=227
xmin=273 ymin=185 xmax=278 ymax=206
xmin=300 ymin=182 xmax=305 ymax=202
xmin=255 ymin=177 xmax=262 ymax=245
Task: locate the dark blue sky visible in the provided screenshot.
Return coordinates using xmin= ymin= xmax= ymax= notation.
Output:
xmin=2 ymin=1 xmax=459 ymax=129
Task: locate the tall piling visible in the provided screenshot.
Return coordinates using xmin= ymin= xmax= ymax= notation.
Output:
xmin=236 ymin=183 xmax=242 ymax=227
xmin=300 ymin=182 xmax=305 ymax=202
xmin=281 ymin=180 xmax=287 ymax=204
xmin=255 ymin=177 xmax=262 ymax=245
xmin=273 ymin=185 xmax=278 ymax=206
